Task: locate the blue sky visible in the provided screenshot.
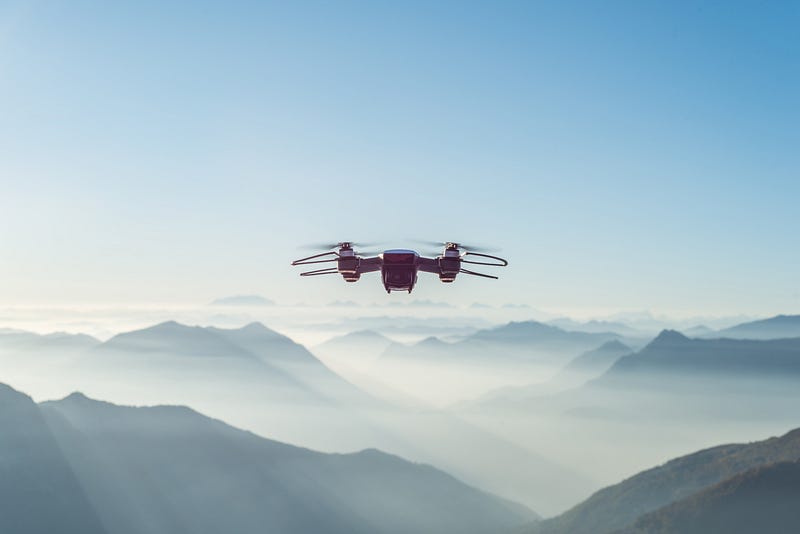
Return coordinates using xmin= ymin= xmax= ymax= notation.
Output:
xmin=1 ymin=0 xmax=798 ymax=315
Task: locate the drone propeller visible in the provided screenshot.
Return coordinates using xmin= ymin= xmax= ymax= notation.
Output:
xmin=300 ymin=241 xmax=379 ymax=251
xmin=410 ymin=239 xmax=499 ymax=254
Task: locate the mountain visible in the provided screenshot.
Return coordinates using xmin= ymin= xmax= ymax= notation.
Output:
xmin=313 ymin=330 xmax=395 ymax=367
xmin=3 ymin=322 xmax=589 ymax=513
xmin=0 ymin=330 xmax=100 ymax=352
xmin=464 ymin=321 xmax=622 ymax=365
xmin=712 ymin=314 xmax=800 ymax=340
xmin=92 ymin=321 xmax=362 ymax=399
xmin=680 ymin=324 xmax=715 ymax=337
xmin=101 ymin=321 xmax=258 ymax=358
xmin=547 ymin=318 xmax=641 ymax=337
xmin=547 ymin=340 xmax=632 ymax=388
xmin=471 ymin=340 xmax=632 ymax=406
xmin=366 ymin=321 xmax=623 ymax=408
xmin=35 ymin=389 xmax=536 ymax=534
xmin=594 ymin=330 xmax=800 ymax=387
xmin=381 ymin=321 xmax=622 ymax=368
xmin=619 ymin=460 xmax=800 ymax=534
xmin=207 ymin=322 xmax=365 ymax=401
xmin=529 ymin=426 xmax=800 ymax=534
xmin=0 ymin=329 xmax=103 ymax=400
xmin=69 ymin=320 xmax=379 ymax=447
xmin=210 ymin=294 xmax=275 ymax=306
xmin=0 ymin=384 xmax=106 ymax=534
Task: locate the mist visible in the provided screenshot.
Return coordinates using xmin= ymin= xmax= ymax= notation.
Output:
xmin=5 ymin=312 xmax=800 ymax=523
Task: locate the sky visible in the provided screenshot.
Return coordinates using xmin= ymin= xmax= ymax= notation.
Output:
xmin=1 ymin=0 xmax=798 ymax=318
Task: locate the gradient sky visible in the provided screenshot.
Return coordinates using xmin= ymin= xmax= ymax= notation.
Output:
xmin=1 ymin=0 xmax=798 ymax=316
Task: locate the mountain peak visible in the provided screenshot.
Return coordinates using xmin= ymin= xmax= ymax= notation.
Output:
xmin=416 ymin=336 xmax=447 ymax=348
xmin=649 ymin=329 xmax=690 ymax=346
xmin=150 ymin=320 xmax=193 ymax=332
xmin=238 ymin=322 xmax=272 ymax=333
xmin=61 ymin=391 xmax=92 ymax=403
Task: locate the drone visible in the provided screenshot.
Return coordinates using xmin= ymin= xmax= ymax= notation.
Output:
xmin=291 ymin=241 xmax=508 ymax=293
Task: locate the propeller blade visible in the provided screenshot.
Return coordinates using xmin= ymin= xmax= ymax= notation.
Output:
xmin=300 ymin=241 xmax=379 ymax=251
xmin=409 ymin=239 xmax=499 ymax=253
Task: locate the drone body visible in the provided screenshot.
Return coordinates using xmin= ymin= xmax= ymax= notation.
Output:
xmin=292 ymin=242 xmax=508 ymax=293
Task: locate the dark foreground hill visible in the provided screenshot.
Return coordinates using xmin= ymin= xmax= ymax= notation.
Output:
xmin=0 ymin=382 xmax=534 ymax=534
xmin=0 ymin=384 xmax=106 ymax=534
xmin=619 ymin=460 xmax=800 ymax=534
xmin=530 ymin=427 xmax=800 ymax=534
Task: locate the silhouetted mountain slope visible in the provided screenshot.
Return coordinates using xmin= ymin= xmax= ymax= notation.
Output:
xmin=0 ymin=384 xmax=106 ymax=534
xmin=530 ymin=427 xmax=800 ymax=534
xmin=713 ymin=314 xmax=800 ymax=340
xmin=38 ymin=391 xmax=535 ymax=534
xmin=620 ymin=460 xmax=800 ymax=534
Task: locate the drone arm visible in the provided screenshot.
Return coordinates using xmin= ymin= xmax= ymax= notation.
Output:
xmin=356 ymin=256 xmax=383 ymax=274
xmin=416 ymin=256 xmax=441 ymax=274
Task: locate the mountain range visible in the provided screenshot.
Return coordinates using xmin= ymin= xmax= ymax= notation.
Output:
xmin=709 ymin=314 xmax=800 ymax=340
xmin=377 ymin=321 xmax=624 ymax=372
xmin=468 ymin=329 xmax=800 ymax=418
xmin=592 ymin=330 xmax=800 ymax=392
xmin=81 ymin=320 xmax=369 ymax=406
xmin=530 ymin=426 xmax=800 ymax=534
xmin=0 ymin=321 xmax=592 ymax=515
xmin=0 ymin=382 xmax=536 ymax=534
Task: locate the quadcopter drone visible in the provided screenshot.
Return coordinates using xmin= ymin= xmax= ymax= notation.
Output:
xmin=291 ymin=241 xmax=508 ymax=293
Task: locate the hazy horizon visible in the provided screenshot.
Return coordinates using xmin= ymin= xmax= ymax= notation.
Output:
xmin=2 ymin=0 xmax=798 ymax=316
